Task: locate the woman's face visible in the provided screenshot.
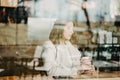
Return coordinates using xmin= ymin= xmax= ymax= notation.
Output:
xmin=63 ymin=22 xmax=74 ymax=40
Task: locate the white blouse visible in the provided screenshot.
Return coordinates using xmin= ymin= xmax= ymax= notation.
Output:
xmin=41 ymin=40 xmax=82 ymax=76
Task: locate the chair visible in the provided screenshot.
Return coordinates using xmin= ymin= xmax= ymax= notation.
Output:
xmin=24 ymin=45 xmax=48 ymax=76
xmin=27 ymin=46 xmax=44 ymax=67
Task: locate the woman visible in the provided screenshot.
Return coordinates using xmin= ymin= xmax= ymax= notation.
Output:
xmin=41 ymin=21 xmax=94 ymax=78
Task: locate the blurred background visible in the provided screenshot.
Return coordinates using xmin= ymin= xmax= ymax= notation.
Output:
xmin=0 ymin=0 xmax=120 ymax=80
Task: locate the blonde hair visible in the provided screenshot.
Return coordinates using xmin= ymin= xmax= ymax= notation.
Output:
xmin=49 ymin=22 xmax=78 ymax=45
xmin=49 ymin=28 xmax=64 ymax=44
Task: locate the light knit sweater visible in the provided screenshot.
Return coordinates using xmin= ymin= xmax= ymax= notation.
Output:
xmin=41 ymin=40 xmax=82 ymax=77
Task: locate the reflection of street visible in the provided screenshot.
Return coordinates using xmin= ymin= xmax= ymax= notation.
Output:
xmin=0 ymin=23 xmax=16 ymax=45
xmin=0 ymin=23 xmax=44 ymax=45
xmin=0 ymin=6 xmax=28 ymax=24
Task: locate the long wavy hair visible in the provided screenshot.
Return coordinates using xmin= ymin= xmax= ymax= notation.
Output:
xmin=49 ymin=22 xmax=77 ymax=45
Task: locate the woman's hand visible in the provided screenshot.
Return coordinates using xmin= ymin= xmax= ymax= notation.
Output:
xmin=79 ymin=57 xmax=98 ymax=76
xmin=78 ymin=65 xmax=98 ymax=78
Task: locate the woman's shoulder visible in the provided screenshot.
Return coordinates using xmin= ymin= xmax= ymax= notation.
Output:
xmin=43 ymin=40 xmax=55 ymax=48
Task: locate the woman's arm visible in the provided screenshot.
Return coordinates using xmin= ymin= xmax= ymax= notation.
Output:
xmin=42 ymin=46 xmax=57 ymax=71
